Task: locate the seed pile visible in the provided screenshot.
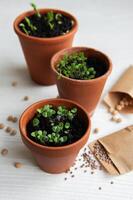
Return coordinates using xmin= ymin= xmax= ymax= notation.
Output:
xmin=108 ymin=95 xmax=133 ymax=123
xmin=64 ymin=145 xmax=102 ymax=180
xmin=93 ymin=141 xmax=112 ymax=164
xmin=116 ymin=96 xmax=133 ymax=111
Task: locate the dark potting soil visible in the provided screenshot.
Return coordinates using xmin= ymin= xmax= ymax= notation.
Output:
xmin=26 ymin=108 xmax=87 ymax=147
xmin=86 ymin=56 xmax=108 ymax=78
xmin=19 ymin=12 xmax=73 ymax=38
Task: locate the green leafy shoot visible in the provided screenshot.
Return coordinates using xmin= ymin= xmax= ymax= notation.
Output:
xmin=25 ymin=17 xmax=37 ymax=32
xmin=30 ymin=2 xmax=41 ymax=18
xmin=30 ymin=105 xmax=78 ymax=145
xmin=19 ymin=23 xmax=30 ymax=35
xmin=37 ymin=105 xmax=56 ymax=118
xmin=46 ymin=11 xmax=55 ymax=30
xmin=32 ymin=118 xmax=40 ymax=127
xmin=31 ymin=130 xmax=47 ymax=143
xmin=57 ymin=52 xmax=97 ymax=80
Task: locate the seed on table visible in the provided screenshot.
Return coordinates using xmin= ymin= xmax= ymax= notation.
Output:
xmin=14 ymin=162 xmax=22 ymax=168
xmin=93 ymin=128 xmax=99 ymax=134
xmin=98 ymin=187 xmax=102 ymax=190
xmin=110 ymin=181 xmax=114 ymax=184
xmin=111 ymin=116 xmax=117 ymax=122
xmin=5 ymin=126 xmax=12 ymax=133
xmin=23 ymin=96 xmax=29 ymax=101
xmin=64 ymin=177 xmax=67 ymax=181
xmin=1 ymin=148 xmax=8 ymax=156
xmin=112 ymin=110 xmax=118 ymax=115
xmin=71 ymin=175 xmax=75 ymax=178
xmin=116 ymin=118 xmax=122 ymax=123
xmin=12 ymin=117 xmax=18 ymax=123
xmin=116 ymin=105 xmax=122 ymax=111
xmin=84 ymin=170 xmax=87 ymax=173
xmin=108 ymin=107 xmax=114 ymax=113
xmin=10 ymin=129 xmax=17 ymax=136
xmin=7 ymin=115 xmax=13 ymax=121
xmin=11 ymin=81 xmax=17 ymax=87
xmin=0 ymin=123 xmax=5 ymax=129
xmin=91 ymin=171 xmax=94 ymax=174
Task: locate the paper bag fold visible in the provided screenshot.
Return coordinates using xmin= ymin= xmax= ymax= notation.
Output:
xmin=104 ymin=66 xmax=133 ymax=113
xmin=89 ymin=125 xmax=133 ymax=175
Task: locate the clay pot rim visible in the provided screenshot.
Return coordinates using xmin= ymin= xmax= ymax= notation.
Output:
xmin=51 ymin=46 xmax=112 ymax=85
xmin=19 ymin=98 xmax=91 ymax=151
xmin=13 ymin=8 xmax=78 ymax=43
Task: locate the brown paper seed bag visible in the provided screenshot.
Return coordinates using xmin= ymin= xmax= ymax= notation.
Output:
xmin=89 ymin=125 xmax=133 ymax=175
xmin=104 ymin=66 xmax=133 ymax=113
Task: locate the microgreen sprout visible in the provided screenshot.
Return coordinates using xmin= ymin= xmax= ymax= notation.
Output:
xmin=29 ymin=104 xmax=79 ymax=146
xmin=19 ymin=23 xmax=30 ymax=35
xmin=57 ymin=52 xmax=97 ymax=80
xmin=37 ymin=105 xmax=56 ymax=118
xmin=25 ymin=17 xmax=37 ymax=32
xmin=30 ymin=2 xmax=41 ymax=18
xmin=46 ymin=11 xmax=55 ymax=30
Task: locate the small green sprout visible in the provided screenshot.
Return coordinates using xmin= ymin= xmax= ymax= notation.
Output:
xmin=25 ymin=17 xmax=37 ymax=32
xmin=57 ymin=52 xmax=96 ymax=80
xmin=46 ymin=11 xmax=55 ymax=30
xmin=31 ymin=130 xmax=47 ymax=143
xmin=32 ymin=118 xmax=39 ymax=126
xmin=30 ymin=104 xmax=79 ymax=146
xmin=19 ymin=23 xmax=30 ymax=35
xmin=31 ymin=2 xmax=41 ymax=18
xmin=37 ymin=105 xmax=56 ymax=118
xmin=65 ymin=122 xmax=70 ymax=129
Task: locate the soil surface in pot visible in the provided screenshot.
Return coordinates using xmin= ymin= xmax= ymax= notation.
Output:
xmin=57 ymin=52 xmax=108 ymax=80
xmin=26 ymin=104 xmax=87 ymax=147
xmin=19 ymin=12 xmax=73 ymax=38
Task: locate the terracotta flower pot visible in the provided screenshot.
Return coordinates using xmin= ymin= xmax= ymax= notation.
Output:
xmin=19 ymin=98 xmax=91 ymax=173
xmin=14 ymin=9 xmax=78 ymax=85
xmin=51 ymin=47 xmax=112 ymax=115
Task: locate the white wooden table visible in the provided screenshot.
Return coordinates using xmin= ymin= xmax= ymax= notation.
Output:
xmin=0 ymin=0 xmax=133 ymax=199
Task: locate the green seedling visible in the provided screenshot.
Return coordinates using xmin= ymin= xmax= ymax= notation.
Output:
xmin=46 ymin=11 xmax=55 ymax=30
xmin=25 ymin=17 xmax=37 ymax=32
xmin=30 ymin=104 xmax=78 ymax=145
xmin=57 ymin=52 xmax=96 ymax=80
xmin=19 ymin=23 xmax=30 ymax=35
xmin=31 ymin=2 xmax=41 ymax=18
xmin=37 ymin=104 xmax=56 ymax=118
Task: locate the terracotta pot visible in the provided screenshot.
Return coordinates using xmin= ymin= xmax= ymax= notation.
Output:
xmin=14 ymin=9 xmax=78 ymax=85
xmin=19 ymin=98 xmax=91 ymax=173
xmin=51 ymin=47 xmax=112 ymax=115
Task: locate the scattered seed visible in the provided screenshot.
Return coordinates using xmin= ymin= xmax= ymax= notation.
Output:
xmin=84 ymin=170 xmax=87 ymax=173
xmin=64 ymin=177 xmax=67 ymax=181
xmin=1 ymin=148 xmax=8 ymax=156
xmin=11 ymin=81 xmax=17 ymax=87
xmin=110 ymin=181 xmax=114 ymax=184
xmin=70 ymin=171 xmax=73 ymax=174
xmin=108 ymin=107 xmax=114 ymax=113
xmin=23 ymin=96 xmax=29 ymax=101
xmin=12 ymin=117 xmax=18 ymax=123
xmin=14 ymin=162 xmax=22 ymax=168
xmin=116 ymin=118 xmax=122 ymax=123
xmin=0 ymin=123 xmax=5 ymax=129
xmin=91 ymin=171 xmax=94 ymax=174
xmin=10 ymin=129 xmax=17 ymax=136
xmin=116 ymin=105 xmax=122 ymax=111
xmin=7 ymin=115 xmax=13 ymax=121
xmin=71 ymin=175 xmax=75 ymax=178
xmin=5 ymin=126 xmax=12 ymax=133
xmin=98 ymin=187 xmax=102 ymax=190
xmin=112 ymin=110 xmax=118 ymax=115
xmin=93 ymin=128 xmax=99 ymax=134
